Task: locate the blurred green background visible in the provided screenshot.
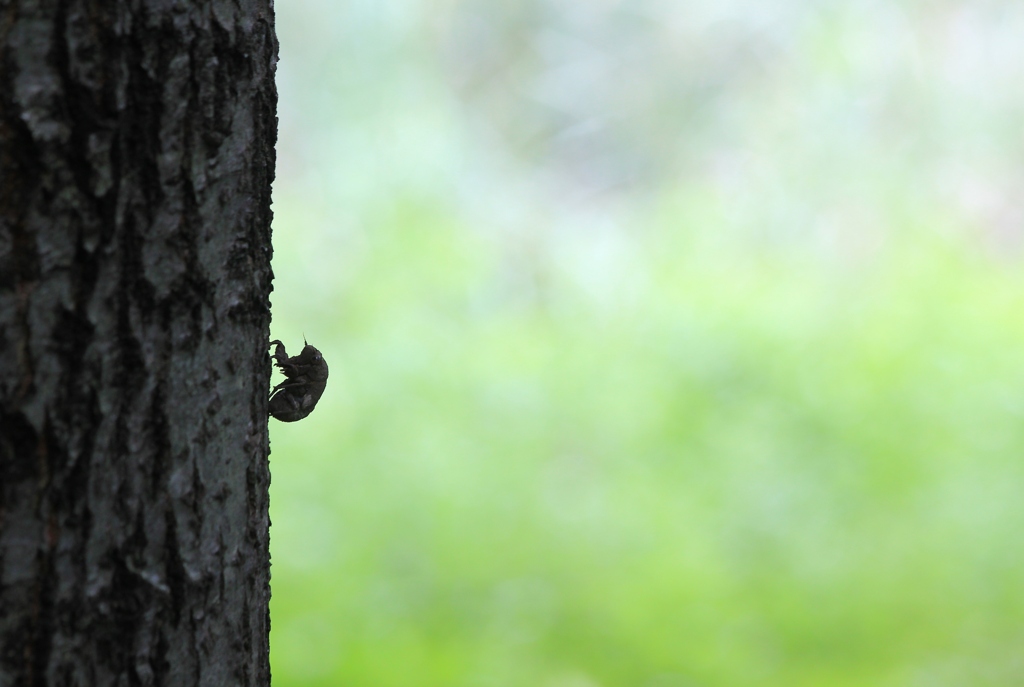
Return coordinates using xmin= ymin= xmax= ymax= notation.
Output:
xmin=267 ymin=2 xmax=1024 ymax=685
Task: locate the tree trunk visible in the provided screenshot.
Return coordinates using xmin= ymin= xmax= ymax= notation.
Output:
xmin=0 ymin=0 xmax=277 ymax=684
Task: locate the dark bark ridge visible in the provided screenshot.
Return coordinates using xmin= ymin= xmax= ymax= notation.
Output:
xmin=0 ymin=1 xmax=277 ymax=685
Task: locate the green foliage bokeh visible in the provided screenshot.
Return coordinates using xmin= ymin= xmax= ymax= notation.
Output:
xmin=269 ymin=2 xmax=1024 ymax=685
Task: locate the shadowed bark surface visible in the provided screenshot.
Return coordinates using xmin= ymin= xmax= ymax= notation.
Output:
xmin=0 ymin=0 xmax=277 ymax=684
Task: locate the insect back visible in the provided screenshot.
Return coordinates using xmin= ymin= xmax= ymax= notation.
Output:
xmin=268 ymin=339 xmax=329 ymax=422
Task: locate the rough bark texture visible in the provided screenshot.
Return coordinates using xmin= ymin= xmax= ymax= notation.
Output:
xmin=0 ymin=0 xmax=277 ymax=685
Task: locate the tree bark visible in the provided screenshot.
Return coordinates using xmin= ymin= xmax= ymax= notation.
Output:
xmin=0 ymin=0 xmax=277 ymax=684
